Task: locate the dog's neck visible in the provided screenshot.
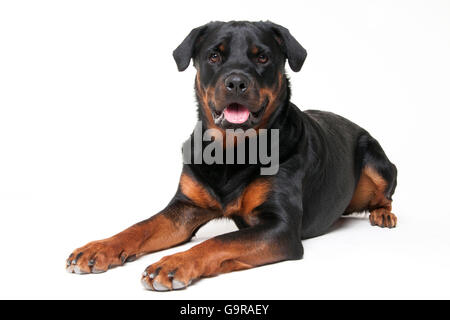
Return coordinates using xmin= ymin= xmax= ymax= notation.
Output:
xmin=185 ymin=77 xmax=304 ymax=183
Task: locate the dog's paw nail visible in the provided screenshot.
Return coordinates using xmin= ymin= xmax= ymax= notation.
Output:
xmin=149 ymin=267 xmax=161 ymax=279
xmin=72 ymin=252 xmax=83 ymax=265
xmin=172 ymin=279 xmax=187 ymax=290
xmin=126 ymin=254 xmax=137 ymax=262
xmin=168 ymin=270 xmax=177 ymax=278
xmin=142 ymin=271 xmax=148 ymax=277
xmin=152 ymin=281 xmax=169 ymax=292
xmin=141 ymin=277 xmax=153 ymax=290
xmin=92 ymin=268 xmax=105 ymax=274
xmin=66 ymin=254 xmax=74 ymax=266
xmin=148 ymin=268 xmax=161 ymax=279
xmin=73 ymin=266 xmax=86 ymax=274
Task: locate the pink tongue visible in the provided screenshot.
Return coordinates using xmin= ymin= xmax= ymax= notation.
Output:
xmin=224 ymin=104 xmax=250 ymax=124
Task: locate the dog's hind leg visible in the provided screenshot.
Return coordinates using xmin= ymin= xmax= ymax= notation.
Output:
xmin=345 ymin=134 xmax=398 ymax=228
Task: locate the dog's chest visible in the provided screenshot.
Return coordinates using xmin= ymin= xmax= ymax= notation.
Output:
xmin=180 ymin=173 xmax=271 ymax=225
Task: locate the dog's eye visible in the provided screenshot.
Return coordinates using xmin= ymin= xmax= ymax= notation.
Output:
xmin=209 ymin=52 xmax=221 ymax=64
xmin=257 ymin=54 xmax=269 ymax=64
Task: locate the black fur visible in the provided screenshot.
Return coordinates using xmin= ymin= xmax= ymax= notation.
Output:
xmin=173 ymin=21 xmax=397 ymax=257
xmin=66 ymin=20 xmax=398 ymax=285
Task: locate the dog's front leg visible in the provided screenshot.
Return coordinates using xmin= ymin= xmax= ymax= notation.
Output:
xmin=66 ymin=200 xmax=220 ymax=274
xmin=141 ymin=218 xmax=303 ymax=291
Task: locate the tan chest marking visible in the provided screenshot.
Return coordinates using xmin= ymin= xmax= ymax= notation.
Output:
xmin=180 ymin=173 xmax=220 ymax=210
xmin=180 ymin=174 xmax=271 ymax=218
xmin=224 ymin=179 xmax=271 ymax=217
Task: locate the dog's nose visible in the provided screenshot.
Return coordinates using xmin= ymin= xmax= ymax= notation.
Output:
xmin=224 ymin=74 xmax=249 ymax=94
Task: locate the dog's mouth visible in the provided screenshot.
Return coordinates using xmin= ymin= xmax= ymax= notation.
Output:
xmin=223 ymin=103 xmax=250 ymax=124
xmin=212 ymin=99 xmax=268 ymax=128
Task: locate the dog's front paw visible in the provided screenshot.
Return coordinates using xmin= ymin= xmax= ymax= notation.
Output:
xmin=66 ymin=239 xmax=134 ymax=274
xmin=141 ymin=253 xmax=200 ymax=291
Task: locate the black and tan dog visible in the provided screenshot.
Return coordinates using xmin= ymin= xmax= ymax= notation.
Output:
xmin=66 ymin=21 xmax=397 ymax=291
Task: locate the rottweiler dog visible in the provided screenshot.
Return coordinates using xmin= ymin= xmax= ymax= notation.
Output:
xmin=66 ymin=21 xmax=397 ymax=291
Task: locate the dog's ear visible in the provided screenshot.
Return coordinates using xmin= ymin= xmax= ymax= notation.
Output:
xmin=173 ymin=24 xmax=209 ymax=72
xmin=266 ymin=21 xmax=307 ymax=72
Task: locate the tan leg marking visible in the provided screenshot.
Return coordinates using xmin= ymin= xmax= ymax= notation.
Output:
xmin=346 ymin=166 xmax=397 ymax=228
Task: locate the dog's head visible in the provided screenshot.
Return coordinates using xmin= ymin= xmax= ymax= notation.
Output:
xmin=173 ymin=21 xmax=307 ymax=130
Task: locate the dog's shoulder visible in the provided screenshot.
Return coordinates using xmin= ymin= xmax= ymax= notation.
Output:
xmin=303 ymin=109 xmax=366 ymax=138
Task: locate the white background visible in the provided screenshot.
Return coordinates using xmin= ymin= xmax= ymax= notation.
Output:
xmin=1 ymin=0 xmax=449 ymax=299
